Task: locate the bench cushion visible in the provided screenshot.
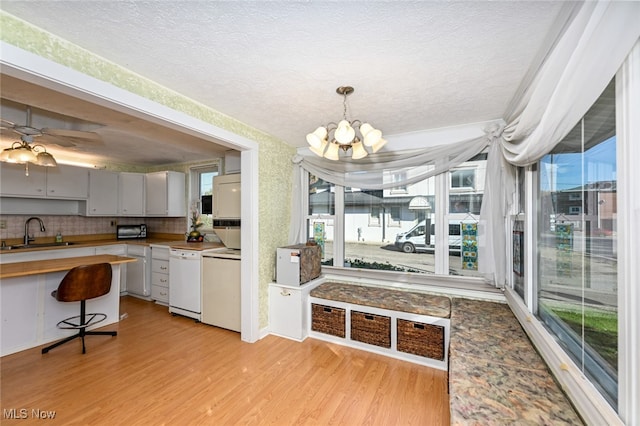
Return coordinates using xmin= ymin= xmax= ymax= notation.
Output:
xmin=449 ymin=298 xmax=583 ymax=425
xmin=310 ymin=282 xmax=451 ymax=318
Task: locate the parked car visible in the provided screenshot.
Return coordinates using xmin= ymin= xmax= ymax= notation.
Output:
xmin=394 ymin=219 xmax=472 ymax=253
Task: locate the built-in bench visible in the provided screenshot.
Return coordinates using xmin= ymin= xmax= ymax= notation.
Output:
xmin=449 ymin=298 xmax=583 ymax=425
xmin=309 ymin=281 xmax=451 ymax=370
xmin=307 ymin=281 xmax=583 ymax=424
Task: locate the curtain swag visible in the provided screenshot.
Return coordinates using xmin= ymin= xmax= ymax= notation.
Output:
xmin=290 ymin=1 xmax=640 ymax=288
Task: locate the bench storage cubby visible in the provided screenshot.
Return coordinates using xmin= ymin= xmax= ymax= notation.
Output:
xmin=351 ymin=311 xmax=391 ymax=348
xmin=397 ymin=319 xmax=445 ymax=360
xmin=311 ymin=303 xmax=345 ymax=338
xmin=309 ymin=282 xmax=451 ymax=370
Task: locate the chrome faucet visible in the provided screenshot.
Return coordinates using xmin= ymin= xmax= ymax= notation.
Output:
xmin=24 ymin=217 xmax=46 ymax=245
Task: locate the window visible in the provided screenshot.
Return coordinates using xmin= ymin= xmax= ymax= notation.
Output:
xmin=450 ymin=168 xmax=475 ymax=190
xmin=190 ymin=165 xmax=219 ymax=231
xmin=568 ymin=206 xmax=582 ymax=214
xmin=308 ymin=175 xmax=335 ymax=265
xmin=369 ymin=207 xmax=381 ymax=226
xmin=307 ymin=153 xmax=487 ymax=278
xmin=536 ymin=79 xmax=617 ymax=407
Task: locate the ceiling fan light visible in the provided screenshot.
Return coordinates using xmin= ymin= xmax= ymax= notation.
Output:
xmin=351 ymin=141 xmax=368 ymax=160
xmin=324 ymin=142 xmax=340 ymax=161
xmin=309 ymin=139 xmax=328 ymax=157
xmin=36 ymin=151 xmax=58 ymax=167
xmin=0 ymin=148 xmax=14 ymax=162
xmin=334 ymin=120 xmax=355 ymax=145
xmin=8 ymin=146 xmax=37 ymax=164
xmin=306 ymin=126 xmax=328 ymax=149
xmin=371 ymin=137 xmax=387 ymax=153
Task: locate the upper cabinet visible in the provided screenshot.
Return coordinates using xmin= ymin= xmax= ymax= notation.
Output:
xmin=0 ymin=162 xmax=47 ymax=197
xmin=119 ymin=172 xmax=145 ymax=216
xmin=0 ymin=163 xmax=88 ymax=199
xmin=213 ymin=174 xmax=241 ymax=219
xmin=225 ymin=151 xmax=241 ymax=174
xmin=45 ymin=165 xmax=89 ymax=199
xmin=145 ymin=171 xmax=186 ymax=217
xmin=87 ymin=169 xmax=119 ymax=215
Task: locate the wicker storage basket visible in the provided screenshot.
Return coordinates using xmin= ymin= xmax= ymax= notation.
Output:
xmin=351 ymin=311 xmax=391 ymax=348
xmin=311 ymin=304 xmax=345 ymax=337
xmin=397 ymin=319 xmax=445 ymax=360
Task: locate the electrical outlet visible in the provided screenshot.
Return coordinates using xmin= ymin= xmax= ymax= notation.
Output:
xmin=110 ymin=220 xmax=117 ymax=226
xmin=0 ymin=220 xmax=6 ymax=229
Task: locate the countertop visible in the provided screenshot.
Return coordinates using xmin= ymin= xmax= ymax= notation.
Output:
xmin=0 ymin=254 xmax=137 ymax=279
xmin=0 ymin=235 xmax=226 ymax=254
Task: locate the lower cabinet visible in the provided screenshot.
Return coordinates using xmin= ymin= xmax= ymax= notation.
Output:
xmin=269 ymin=278 xmax=324 ymax=341
xmin=150 ymin=245 xmax=170 ymax=305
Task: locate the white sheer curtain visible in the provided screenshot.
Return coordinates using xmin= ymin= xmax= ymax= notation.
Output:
xmin=482 ymin=0 xmax=640 ymax=287
xmin=290 ymin=0 xmax=640 ymax=287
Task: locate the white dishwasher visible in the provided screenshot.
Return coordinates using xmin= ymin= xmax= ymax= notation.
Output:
xmin=202 ymin=249 xmax=241 ymax=332
xmin=169 ymin=249 xmax=202 ymax=320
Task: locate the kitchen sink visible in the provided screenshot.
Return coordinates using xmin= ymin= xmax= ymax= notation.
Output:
xmin=0 ymin=242 xmax=76 ymax=250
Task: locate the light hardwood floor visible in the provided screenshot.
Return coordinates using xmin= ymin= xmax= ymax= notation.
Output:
xmin=1 ymin=296 xmax=450 ymax=425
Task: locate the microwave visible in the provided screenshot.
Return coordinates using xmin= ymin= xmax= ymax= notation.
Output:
xmin=276 ymin=244 xmax=321 ymax=286
xmin=117 ymin=224 xmax=147 ymax=239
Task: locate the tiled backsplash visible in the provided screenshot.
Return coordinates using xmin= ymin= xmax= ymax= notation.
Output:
xmin=0 ymin=215 xmax=186 ymax=241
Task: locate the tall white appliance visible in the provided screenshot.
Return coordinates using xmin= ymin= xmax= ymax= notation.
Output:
xmin=169 ymin=249 xmax=202 ymax=320
xmin=202 ymin=249 xmax=241 ymax=332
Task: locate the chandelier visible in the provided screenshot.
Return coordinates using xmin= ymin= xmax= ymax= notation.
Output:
xmin=0 ymin=135 xmax=58 ymax=171
xmin=306 ymin=86 xmax=387 ymax=160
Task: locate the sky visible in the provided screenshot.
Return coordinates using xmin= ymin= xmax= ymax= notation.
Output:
xmin=540 ymin=136 xmax=616 ymax=191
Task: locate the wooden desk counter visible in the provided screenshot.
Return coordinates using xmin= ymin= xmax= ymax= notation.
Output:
xmin=0 ymin=255 xmax=136 ymax=279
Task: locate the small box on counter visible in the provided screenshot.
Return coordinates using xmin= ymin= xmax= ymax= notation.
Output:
xmin=276 ymin=244 xmax=321 ymax=286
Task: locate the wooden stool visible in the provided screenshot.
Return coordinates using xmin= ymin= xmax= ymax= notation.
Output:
xmin=41 ymin=263 xmax=117 ymax=354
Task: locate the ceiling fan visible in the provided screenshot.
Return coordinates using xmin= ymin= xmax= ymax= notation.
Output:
xmin=0 ymin=104 xmax=103 ymax=147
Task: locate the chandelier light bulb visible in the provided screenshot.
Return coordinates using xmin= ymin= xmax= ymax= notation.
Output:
xmin=306 ymin=126 xmax=328 ymax=149
xmin=334 ymin=120 xmax=355 ymax=145
xmin=371 ymin=137 xmax=388 ymax=153
xmin=324 ymin=142 xmax=340 ymax=161
xmin=309 ymin=139 xmax=328 ymax=157
xmin=351 ymin=140 xmax=368 ymax=160
xmin=360 ymin=123 xmax=382 ymax=147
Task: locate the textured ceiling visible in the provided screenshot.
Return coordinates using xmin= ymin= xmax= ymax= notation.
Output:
xmin=0 ymin=1 xmax=567 ymax=166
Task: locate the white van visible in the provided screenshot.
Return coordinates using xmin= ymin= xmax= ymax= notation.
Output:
xmin=394 ymin=219 xmax=466 ymax=253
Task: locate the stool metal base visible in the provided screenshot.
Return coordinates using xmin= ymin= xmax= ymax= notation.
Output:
xmin=42 ymin=300 xmax=116 ymax=355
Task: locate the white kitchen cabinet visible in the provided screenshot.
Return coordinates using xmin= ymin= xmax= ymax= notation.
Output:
xmin=87 ymin=169 xmax=119 ymax=215
xmin=119 ymin=172 xmax=145 ymax=216
xmin=145 ymin=171 xmax=186 ymax=216
xmin=0 ymin=162 xmax=47 ymax=197
xmin=224 ymin=150 xmax=241 ymax=174
xmin=96 ymin=244 xmax=127 ymax=293
xmin=44 ymin=164 xmax=89 ymax=199
xmin=0 ymin=162 xmax=88 ymax=199
xmin=125 ymin=244 xmax=150 ymax=298
xmin=213 ymin=174 xmax=241 ymax=219
xmin=150 ymin=245 xmax=170 ymax=305
xmin=269 ymin=278 xmax=324 ymax=341
xmin=1 ymin=276 xmax=39 ymax=355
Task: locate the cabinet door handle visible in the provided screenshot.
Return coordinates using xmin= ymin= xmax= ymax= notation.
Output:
xmin=160 ymin=278 xmax=167 ymax=283
xmin=160 ymin=266 xmax=168 ymax=270
xmin=280 ymin=290 xmax=291 ymax=296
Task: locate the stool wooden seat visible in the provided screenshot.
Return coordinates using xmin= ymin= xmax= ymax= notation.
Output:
xmin=41 ymin=263 xmax=117 ymax=354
